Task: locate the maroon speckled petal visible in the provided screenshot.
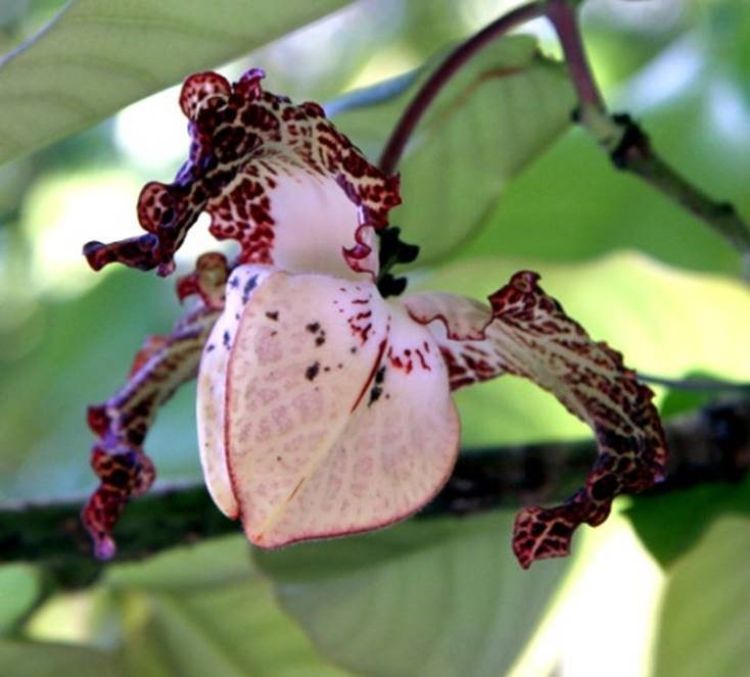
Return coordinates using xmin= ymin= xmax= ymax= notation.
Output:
xmin=82 ymin=304 xmax=219 ymax=559
xmin=175 ymin=251 xmax=230 ymax=309
xmin=403 ymin=272 xmax=668 ymax=568
xmin=83 ymin=68 xmax=400 ymax=279
xmin=179 ymin=71 xmax=231 ymax=120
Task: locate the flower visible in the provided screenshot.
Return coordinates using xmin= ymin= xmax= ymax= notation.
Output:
xmin=82 ymin=68 xmax=667 ymax=568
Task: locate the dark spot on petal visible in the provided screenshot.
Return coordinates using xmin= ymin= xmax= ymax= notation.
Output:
xmin=265 ymin=310 xmax=279 ymax=321
xmin=305 ymin=362 xmax=320 ymax=381
xmin=315 ymin=336 xmax=325 ymax=346
xmin=223 ymin=331 xmax=231 ymax=349
xmin=591 ymin=474 xmax=619 ymax=501
xmin=374 ymin=366 xmax=386 ymax=385
xmin=306 ymin=322 xmax=320 ymax=333
xmin=368 ymin=385 xmax=382 ymax=406
xmin=160 ymin=207 xmax=175 ymax=225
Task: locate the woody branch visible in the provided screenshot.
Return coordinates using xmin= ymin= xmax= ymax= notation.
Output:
xmin=1 ymin=395 xmax=748 ymax=588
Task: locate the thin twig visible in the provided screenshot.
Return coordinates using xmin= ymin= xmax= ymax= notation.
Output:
xmin=639 ymin=372 xmax=750 ymax=394
xmin=545 ymin=0 xmax=750 ymax=272
xmin=545 ymin=0 xmax=604 ymax=114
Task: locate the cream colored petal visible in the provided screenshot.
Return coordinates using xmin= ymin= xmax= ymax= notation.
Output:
xmin=196 ymin=264 xmax=274 ymax=518
xmin=225 ymin=274 xmax=458 ymax=547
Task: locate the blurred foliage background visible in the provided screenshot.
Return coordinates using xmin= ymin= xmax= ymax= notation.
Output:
xmin=1 ymin=0 xmax=750 ymax=675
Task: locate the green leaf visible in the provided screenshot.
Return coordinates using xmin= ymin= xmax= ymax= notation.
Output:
xmin=0 ymin=269 xmax=194 ymax=501
xmin=657 ymin=370 xmax=727 ymax=420
xmin=333 ymin=35 xmax=575 ymax=266
xmin=104 ymin=538 xmax=345 ymax=677
xmin=0 ymin=0 xmax=351 ymax=165
xmin=21 ymin=538 xmax=345 ymax=675
xmin=118 ymin=583 xmax=344 ymax=677
xmin=0 ymin=564 xmax=41 ymax=632
xmin=653 ymin=515 xmax=750 ymax=677
xmin=106 ymin=535 xmax=252 ymax=592
xmin=704 ymin=0 xmax=750 ymax=102
xmin=627 ymin=479 xmax=750 ymax=568
xmin=0 ymin=639 xmax=118 ymax=677
xmin=413 ymin=253 xmax=750 ymax=447
xmin=457 ymin=43 xmax=750 ymax=275
xmin=255 ymin=513 xmax=569 ymax=677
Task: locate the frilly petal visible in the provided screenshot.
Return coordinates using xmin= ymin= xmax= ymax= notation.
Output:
xmin=82 ymin=253 xmax=229 ymax=558
xmin=84 ymin=68 xmax=400 ymax=279
xmin=179 ymin=71 xmax=232 ymax=119
xmin=404 ymin=271 xmax=668 ymax=568
xmin=82 ymin=304 xmax=220 ymax=559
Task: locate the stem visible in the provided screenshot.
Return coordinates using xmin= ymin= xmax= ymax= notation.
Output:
xmin=545 ymin=0 xmax=750 ymax=269
xmin=378 ymin=0 xmax=546 ymax=175
xmin=545 ymin=0 xmax=604 ymax=115
xmin=639 ymin=372 xmax=750 ymax=394
xmin=2 ymin=396 xmax=748 ymax=588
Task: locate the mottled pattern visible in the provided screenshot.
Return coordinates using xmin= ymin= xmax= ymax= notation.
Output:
xmin=82 ymin=272 xmax=221 ymax=559
xmin=83 ymin=68 xmax=400 ymax=278
xmin=175 ymin=251 xmax=230 ymax=309
xmin=217 ymin=269 xmax=458 ymax=547
xmin=405 ymin=271 xmax=668 ymax=568
xmin=403 ymin=291 xmax=502 ymax=389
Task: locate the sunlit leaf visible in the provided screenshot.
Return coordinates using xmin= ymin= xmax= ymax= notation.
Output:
xmin=704 ymin=0 xmax=750 ymax=103
xmin=0 ymin=564 xmax=40 ymax=632
xmin=653 ymin=515 xmax=750 ymax=677
xmin=119 ymin=584 xmax=343 ymax=677
xmin=256 ymin=513 xmax=568 ymax=677
xmin=0 ymin=0 xmax=351 ymax=165
xmin=333 ymin=35 xmax=575 ymax=265
xmin=104 ymin=538 xmax=344 ymax=677
xmin=106 ymin=535 xmax=251 ymax=591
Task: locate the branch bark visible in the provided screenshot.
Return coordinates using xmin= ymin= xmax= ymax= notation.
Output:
xmin=2 ymin=397 xmax=748 ymax=589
